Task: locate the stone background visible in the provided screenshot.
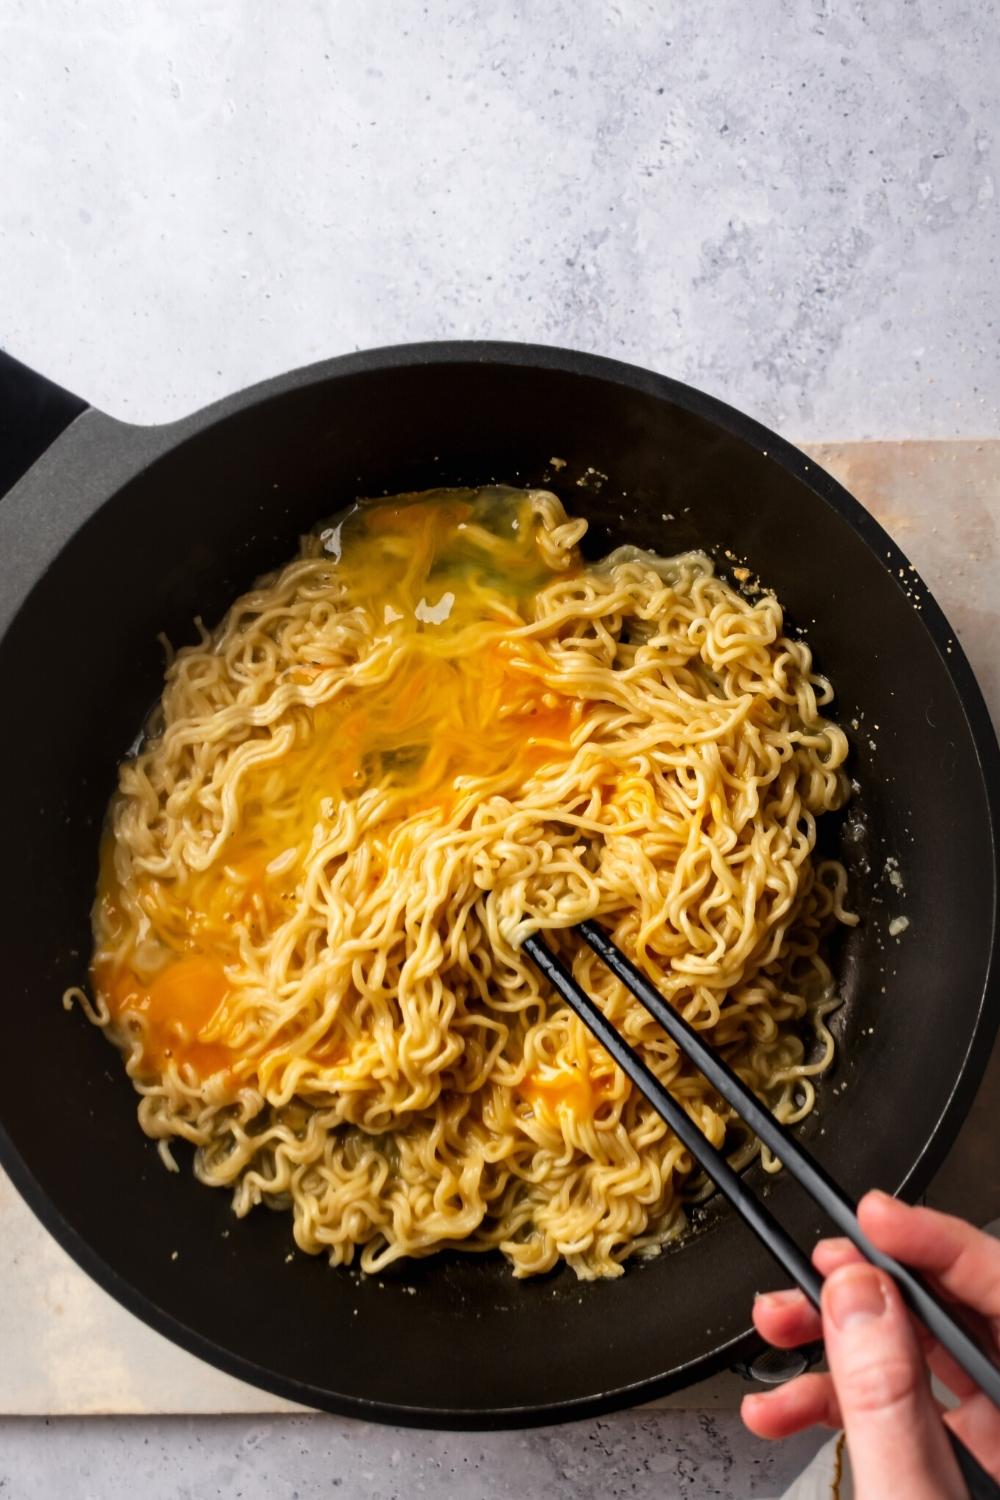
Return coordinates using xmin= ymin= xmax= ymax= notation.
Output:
xmin=1 ymin=3 xmax=998 ymax=1496
xmin=1 ymin=0 xmax=997 ymax=437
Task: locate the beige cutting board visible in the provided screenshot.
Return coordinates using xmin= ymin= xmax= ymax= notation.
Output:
xmin=3 ymin=440 xmax=998 ymax=1416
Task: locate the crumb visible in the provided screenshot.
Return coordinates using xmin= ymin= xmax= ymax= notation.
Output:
xmin=549 ymin=456 xmax=566 ymax=471
xmin=171 ymin=1250 xmax=179 ymax=1261
xmin=733 ymin=566 xmax=751 ymax=582
xmin=888 ymin=916 xmax=910 ymax=938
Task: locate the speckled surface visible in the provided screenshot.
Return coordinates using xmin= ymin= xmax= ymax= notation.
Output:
xmin=1 ymin=0 xmax=998 ymax=435
xmin=2 ymin=3 xmax=1000 ymax=1496
xmin=0 ymin=1414 xmax=827 ymax=1499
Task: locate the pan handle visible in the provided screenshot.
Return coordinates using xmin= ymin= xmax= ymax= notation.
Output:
xmin=0 ymin=349 xmax=88 ymax=501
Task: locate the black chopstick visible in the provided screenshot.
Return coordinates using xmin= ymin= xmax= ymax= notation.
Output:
xmin=521 ymin=932 xmax=823 ymax=1303
xmin=522 ymin=924 xmax=1000 ymax=1499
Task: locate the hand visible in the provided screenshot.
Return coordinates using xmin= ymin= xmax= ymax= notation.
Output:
xmin=741 ymin=1191 xmax=1000 ymax=1498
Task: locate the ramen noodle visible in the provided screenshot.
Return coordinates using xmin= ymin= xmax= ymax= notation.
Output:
xmin=67 ymin=487 xmax=854 ymax=1279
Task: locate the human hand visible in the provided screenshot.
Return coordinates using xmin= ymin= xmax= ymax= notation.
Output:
xmin=741 ymin=1191 xmax=1000 ymax=1498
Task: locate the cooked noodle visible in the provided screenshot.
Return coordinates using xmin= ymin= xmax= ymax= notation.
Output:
xmin=67 ymin=487 xmax=855 ymax=1279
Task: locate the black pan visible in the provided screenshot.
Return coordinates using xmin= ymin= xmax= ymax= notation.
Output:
xmin=1 ymin=341 xmax=997 ymax=1428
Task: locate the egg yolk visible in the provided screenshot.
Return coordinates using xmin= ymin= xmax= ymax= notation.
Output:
xmin=518 ymin=1063 xmax=616 ymax=1122
xmin=97 ymin=956 xmax=234 ymax=1081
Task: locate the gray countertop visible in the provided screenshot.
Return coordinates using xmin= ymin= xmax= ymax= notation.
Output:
xmin=2 ymin=0 xmax=998 ymax=439
xmin=0 ymin=1415 xmax=827 ymax=1500
xmin=2 ymin=3 xmax=999 ymax=1497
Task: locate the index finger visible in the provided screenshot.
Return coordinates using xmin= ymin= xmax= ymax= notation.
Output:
xmin=858 ymin=1192 xmax=1000 ymax=1325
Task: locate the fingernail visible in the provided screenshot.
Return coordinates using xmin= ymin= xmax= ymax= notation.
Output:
xmin=865 ymin=1189 xmax=895 ymax=1207
xmin=826 ymin=1266 xmax=887 ymax=1329
xmin=814 ymin=1237 xmax=853 ymax=1259
xmin=756 ymin=1289 xmax=802 ymax=1309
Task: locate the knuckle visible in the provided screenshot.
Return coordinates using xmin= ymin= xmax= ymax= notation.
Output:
xmin=840 ymin=1354 xmax=923 ymax=1416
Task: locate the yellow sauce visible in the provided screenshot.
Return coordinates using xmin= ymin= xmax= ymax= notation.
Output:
xmin=95 ymin=489 xmax=584 ymax=1087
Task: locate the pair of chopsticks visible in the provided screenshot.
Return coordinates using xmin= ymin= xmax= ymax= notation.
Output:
xmin=523 ymin=920 xmax=1000 ymax=1499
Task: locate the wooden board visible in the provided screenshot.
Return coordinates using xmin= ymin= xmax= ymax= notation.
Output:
xmin=3 ymin=440 xmax=997 ymax=1415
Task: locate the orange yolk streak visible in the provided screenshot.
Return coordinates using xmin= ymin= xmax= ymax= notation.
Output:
xmin=97 ymin=956 xmax=234 ymax=1080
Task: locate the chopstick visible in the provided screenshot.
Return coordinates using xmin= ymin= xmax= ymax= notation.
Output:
xmin=522 ymin=923 xmax=1000 ymax=1499
xmin=520 ymin=930 xmax=823 ymax=1303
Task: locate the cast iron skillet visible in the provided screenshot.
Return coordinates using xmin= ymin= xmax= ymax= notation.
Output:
xmin=0 ymin=341 xmax=998 ymax=1429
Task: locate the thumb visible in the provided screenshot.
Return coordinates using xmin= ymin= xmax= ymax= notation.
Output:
xmin=821 ymin=1264 xmax=964 ymax=1500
